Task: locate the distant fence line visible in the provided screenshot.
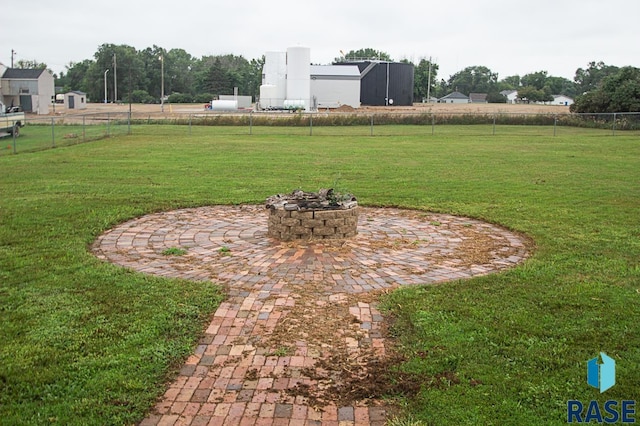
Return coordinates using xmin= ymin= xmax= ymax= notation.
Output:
xmin=2 ymin=111 xmax=639 ymax=156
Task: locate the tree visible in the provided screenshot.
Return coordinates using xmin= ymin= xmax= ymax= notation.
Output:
xmin=413 ymin=58 xmax=439 ymax=102
xmin=521 ymin=71 xmax=548 ymax=90
xmin=85 ymin=44 xmax=145 ymax=102
xmin=545 ymin=76 xmax=577 ymax=98
xmin=574 ymin=61 xmax=619 ymax=94
xmin=198 ymin=58 xmax=233 ymax=96
xmin=15 ymin=59 xmax=47 ymax=70
xmin=572 ymin=66 xmax=640 ymax=112
xmin=446 ymin=66 xmax=498 ymax=95
xmin=57 ymin=60 xmax=93 ymax=93
xmin=500 ymin=75 xmax=521 ymax=89
xmin=517 ymin=86 xmax=552 ymax=103
xmin=336 ymin=48 xmax=392 ymax=62
xmin=520 ymin=70 xmax=577 ymax=98
xmin=164 ymin=49 xmax=196 ymax=96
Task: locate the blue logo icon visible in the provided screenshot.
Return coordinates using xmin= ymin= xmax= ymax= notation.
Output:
xmin=587 ymin=352 xmax=615 ymax=393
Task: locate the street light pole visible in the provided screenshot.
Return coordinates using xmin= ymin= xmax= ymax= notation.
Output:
xmin=160 ymin=54 xmax=164 ymax=112
xmin=104 ymin=69 xmax=109 ymax=104
xmin=113 ymin=53 xmax=117 ymax=104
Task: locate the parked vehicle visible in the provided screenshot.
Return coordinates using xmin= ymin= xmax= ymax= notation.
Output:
xmin=0 ymin=101 xmax=25 ymax=138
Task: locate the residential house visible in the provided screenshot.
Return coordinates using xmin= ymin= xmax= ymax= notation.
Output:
xmin=552 ymin=95 xmax=574 ymax=106
xmin=469 ymin=93 xmax=488 ymax=103
xmin=500 ymin=90 xmax=518 ymax=104
xmin=439 ymin=91 xmax=469 ymax=104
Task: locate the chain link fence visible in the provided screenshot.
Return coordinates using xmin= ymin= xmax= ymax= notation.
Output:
xmin=2 ymin=111 xmax=639 ymax=156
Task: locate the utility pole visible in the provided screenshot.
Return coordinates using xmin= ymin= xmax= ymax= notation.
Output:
xmin=160 ymin=54 xmax=164 ymax=112
xmin=11 ymin=49 xmax=16 ymax=68
xmin=104 ymin=69 xmax=109 ymax=104
xmin=427 ymin=56 xmax=432 ymax=103
xmin=113 ymin=53 xmax=117 ymax=103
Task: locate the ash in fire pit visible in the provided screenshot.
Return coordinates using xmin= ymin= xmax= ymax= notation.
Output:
xmin=266 ymin=188 xmax=357 ymax=211
xmin=266 ymin=189 xmax=358 ymax=241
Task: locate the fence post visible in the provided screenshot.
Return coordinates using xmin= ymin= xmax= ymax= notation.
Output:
xmin=82 ymin=115 xmax=86 ymax=141
xmin=431 ymin=114 xmax=435 ymax=135
xmin=189 ymin=114 xmax=192 ymax=136
xmin=51 ymin=117 xmax=56 ymax=148
xmin=107 ymin=113 xmax=111 ymax=136
xmin=127 ymin=110 xmax=131 ymax=135
xmin=554 ymin=115 xmax=557 ymax=137
xmin=309 ymin=114 xmax=313 ymax=136
xmin=249 ymin=111 xmax=253 ymax=135
xmin=12 ymin=121 xmax=17 ymax=154
xmin=492 ymin=115 xmax=496 ymax=135
xmin=612 ymin=113 xmax=616 ymax=136
xmin=370 ymin=114 xmax=374 ymax=136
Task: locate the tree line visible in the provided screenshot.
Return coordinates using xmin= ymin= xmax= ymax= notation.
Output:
xmin=47 ymin=45 xmax=639 ymax=113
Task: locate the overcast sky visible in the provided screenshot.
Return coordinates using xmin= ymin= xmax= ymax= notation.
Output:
xmin=2 ymin=0 xmax=639 ymax=81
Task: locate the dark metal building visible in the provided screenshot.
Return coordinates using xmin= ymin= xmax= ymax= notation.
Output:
xmin=334 ymin=61 xmax=414 ymax=106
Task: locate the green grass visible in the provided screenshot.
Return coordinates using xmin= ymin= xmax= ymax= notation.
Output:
xmin=1 ymin=125 xmax=639 ymax=424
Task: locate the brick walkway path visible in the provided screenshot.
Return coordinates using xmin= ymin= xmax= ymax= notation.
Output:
xmin=92 ymin=205 xmax=529 ymax=425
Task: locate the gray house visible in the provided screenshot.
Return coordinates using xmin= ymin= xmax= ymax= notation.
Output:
xmin=1 ymin=68 xmax=55 ymax=114
xmin=439 ymin=91 xmax=469 ymax=104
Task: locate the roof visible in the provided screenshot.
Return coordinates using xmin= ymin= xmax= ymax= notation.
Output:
xmin=310 ymin=65 xmax=361 ymax=79
xmin=2 ymin=68 xmax=48 ymax=79
xmin=67 ymin=90 xmax=86 ymax=95
xmin=469 ymin=93 xmax=488 ymax=102
xmin=500 ymin=89 xmax=517 ymax=96
xmin=440 ymin=91 xmax=469 ymax=100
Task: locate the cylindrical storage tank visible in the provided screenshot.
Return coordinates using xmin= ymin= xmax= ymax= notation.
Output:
xmin=210 ymin=100 xmax=238 ymax=111
xmin=286 ymin=47 xmax=311 ymax=111
xmin=283 ymin=99 xmax=306 ymax=110
xmin=259 ymin=84 xmax=278 ymax=109
xmin=263 ymin=51 xmax=287 ymax=108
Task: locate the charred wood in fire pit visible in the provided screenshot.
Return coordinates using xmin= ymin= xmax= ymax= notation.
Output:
xmin=265 ymin=188 xmax=357 ymax=211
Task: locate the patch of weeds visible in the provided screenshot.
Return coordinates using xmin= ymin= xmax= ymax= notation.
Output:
xmin=267 ymin=346 xmax=292 ymax=357
xmin=387 ymin=415 xmax=428 ymax=426
xmin=430 ymin=221 xmax=441 ymax=226
xmin=218 ymin=246 xmax=231 ymax=256
xmin=162 ymin=247 xmax=187 ymax=256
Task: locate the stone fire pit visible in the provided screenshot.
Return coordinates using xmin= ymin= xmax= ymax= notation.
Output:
xmin=266 ymin=189 xmax=358 ymax=241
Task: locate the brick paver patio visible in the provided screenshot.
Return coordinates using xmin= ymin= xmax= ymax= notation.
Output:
xmin=92 ymin=205 xmax=529 ymax=425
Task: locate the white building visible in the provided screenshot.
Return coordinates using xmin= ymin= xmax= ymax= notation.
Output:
xmin=310 ymin=65 xmax=361 ymax=109
xmin=500 ymin=90 xmax=519 ymax=104
xmin=552 ymin=95 xmax=574 ymax=106
xmin=259 ymin=47 xmax=361 ymax=111
xmin=64 ymin=91 xmax=87 ymax=110
xmin=439 ymin=91 xmax=469 ymax=104
xmin=1 ymin=68 xmax=55 ymax=114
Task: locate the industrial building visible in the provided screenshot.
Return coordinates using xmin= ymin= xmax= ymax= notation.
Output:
xmin=259 ymin=47 xmax=414 ymax=111
xmin=334 ymin=60 xmax=414 ymax=107
xmin=0 ymin=66 xmax=55 ymax=114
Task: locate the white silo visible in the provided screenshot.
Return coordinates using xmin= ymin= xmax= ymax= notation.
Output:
xmin=285 ymin=46 xmax=311 ymax=111
xmin=261 ymin=51 xmax=287 ymax=108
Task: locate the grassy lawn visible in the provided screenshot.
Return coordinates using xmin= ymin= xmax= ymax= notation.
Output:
xmin=1 ymin=125 xmax=639 ymax=425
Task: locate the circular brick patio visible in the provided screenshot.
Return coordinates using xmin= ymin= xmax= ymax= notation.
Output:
xmin=92 ymin=205 xmax=530 ymax=425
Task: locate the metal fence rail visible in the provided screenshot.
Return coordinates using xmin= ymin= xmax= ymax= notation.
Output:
xmin=2 ymin=111 xmax=639 ymax=156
